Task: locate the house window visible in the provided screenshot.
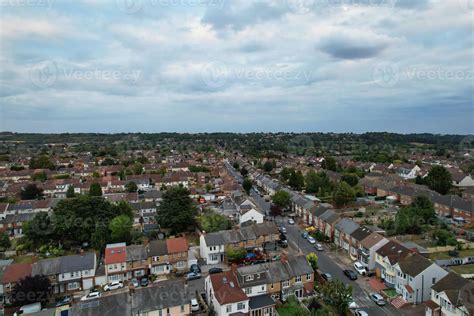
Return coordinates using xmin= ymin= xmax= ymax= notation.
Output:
xmin=282 ymin=280 xmax=290 ymax=288
xmin=432 ymin=277 xmax=436 ymax=284
xmin=245 ymin=275 xmax=254 ymax=281
xmin=306 ymin=274 xmax=311 ymax=281
xmin=246 ymin=288 xmax=252 ymax=295
xmin=210 ymin=254 xmax=218 ymax=261
xmin=237 ymin=302 xmax=245 ymax=310
xmin=295 ymin=276 xmax=302 ymax=283
xmin=181 ymin=305 xmax=185 ymax=312
xmin=226 ymin=305 xmax=232 ymax=313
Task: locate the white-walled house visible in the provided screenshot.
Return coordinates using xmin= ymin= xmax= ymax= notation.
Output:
xmin=239 ymin=208 xmax=264 ymax=225
xmin=200 ymin=233 xmax=225 ymax=265
xmin=205 ymin=271 xmax=249 ymax=316
xmin=394 ymin=253 xmax=448 ymax=304
xmin=32 ymin=252 xmax=96 ymax=294
xmin=425 ymin=272 xmax=473 ymax=316
xmin=359 ymin=232 xmax=389 ymax=270
xmin=104 ymin=243 xmax=128 ymax=282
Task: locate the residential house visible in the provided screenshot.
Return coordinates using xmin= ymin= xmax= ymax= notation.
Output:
xmin=425 ymin=272 xmax=473 ymax=316
xmin=32 ymin=252 xmax=96 ymax=294
xmin=205 ymin=271 xmax=250 ymax=316
xmin=317 ymin=209 xmax=340 ymax=241
xmin=375 ymin=240 xmax=412 ymax=288
xmin=348 ymin=226 xmax=374 ymax=261
xmin=1 ymin=263 xmax=32 ymax=303
xmin=334 ymin=218 xmax=360 ymax=254
xmin=166 ymin=237 xmax=189 ymax=271
xmin=200 ymin=222 xmax=279 ymax=264
xmin=148 ymin=240 xmax=171 ymax=276
xmin=126 ymin=245 xmax=148 ymax=279
xmin=104 ymin=243 xmax=128 ymax=282
xmin=359 ymin=232 xmax=389 ymax=271
xmin=394 ymin=253 xmax=448 ymax=304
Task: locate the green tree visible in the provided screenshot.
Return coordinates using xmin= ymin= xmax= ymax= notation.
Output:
xmin=288 ymin=170 xmax=304 ymax=190
xmin=232 ymin=162 xmax=240 ymax=169
xmin=29 ymin=155 xmax=55 ymax=170
xmin=333 ymin=182 xmax=355 ymax=207
xmin=132 ymin=162 xmax=144 ymax=175
xmin=11 ymin=275 xmax=51 ymax=307
xmin=0 ymin=233 xmax=11 ymax=250
xmin=277 ymin=296 xmax=310 ymax=316
xmin=320 ymin=280 xmax=352 ymax=316
xmin=198 ymin=210 xmax=231 ymax=233
xmin=66 ymin=185 xmax=75 ymax=198
xmin=20 ymin=184 xmax=43 ymax=200
xmin=280 ymin=167 xmax=292 ymax=182
xmin=242 ymin=178 xmax=252 ymax=195
xmin=32 ymin=171 xmax=47 ymax=182
xmin=225 ymin=246 xmax=247 ymax=262
xmin=425 ymin=165 xmax=452 ymax=195
xmin=306 ymin=252 xmax=318 ymax=271
xmin=240 ymin=167 xmax=248 ymax=177
xmin=263 ymin=161 xmax=273 ymax=172
xmin=156 ymin=187 xmax=196 ymax=234
xmin=341 ymin=173 xmax=358 ymax=186
xmin=89 ymin=183 xmax=103 ymax=196
xmin=109 ymin=215 xmax=133 ymax=243
xmin=125 ymin=181 xmax=138 ymax=193
xmin=394 ymin=196 xmax=435 ymax=235
xmin=272 ymin=190 xmax=291 ymax=209
xmin=321 ymin=156 xmax=337 ymax=171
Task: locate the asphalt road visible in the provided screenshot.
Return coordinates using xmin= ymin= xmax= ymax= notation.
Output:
xmin=281 ymin=220 xmax=401 ymax=316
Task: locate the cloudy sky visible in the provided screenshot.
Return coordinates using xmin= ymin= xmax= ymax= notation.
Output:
xmin=0 ymin=0 xmax=472 ymax=134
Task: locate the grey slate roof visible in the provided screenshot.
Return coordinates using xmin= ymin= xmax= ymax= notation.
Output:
xmin=248 ymin=294 xmax=275 ymax=309
xmin=32 ymin=252 xmax=95 ymax=276
xmin=147 ymin=240 xmax=168 ymax=257
xmin=127 ymin=245 xmax=147 ymax=261
xmin=335 ymin=218 xmax=360 ymax=235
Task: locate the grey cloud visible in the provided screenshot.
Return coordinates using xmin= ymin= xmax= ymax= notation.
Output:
xmin=319 ymin=33 xmax=390 ymax=59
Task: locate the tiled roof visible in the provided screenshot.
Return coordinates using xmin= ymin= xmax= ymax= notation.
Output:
xmin=2 ymin=263 xmax=32 ymax=283
xmin=210 ymin=271 xmax=248 ymax=305
xmin=166 ymin=238 xmax=188 ymax=253
xmin=105 ymin=243 xmax=127 ymax=265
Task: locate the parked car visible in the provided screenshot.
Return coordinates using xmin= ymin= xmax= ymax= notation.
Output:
xmin=186 ymin=272 xmax=201 ymax=280
xmin=307 ymin=236 xmax=316 ymax=244
xmin=302 ymin=232 xmax=309 ymax=239
xmin=355 ymin=310 xmax=369 ymax=316
xmin=14 ymin=303 xmax=41 ymax=316
xmin=81 ymin=290 xmax=101 ymax=301
xmin=369 ymin=293 xmax=387 ymax=306
xmin=321 ymin=273 xmax=333 ymax=283
xmin=349 ymin=301 xmax=359 ymax=310
xmin=288 ymin=218 xmax=295 ymax=225
xmin=343 ymin=270 xmax=358 ymax=280
xmin=191 ymin=298 xmax=200 ymax=312
xmin=279 ymin=233 xmax=287 ymax=241
xmin=104 ymin=280 xmax=124 ymax=291
xmin=278 ymin=239 xmax=288 ymax=248
xmin=140 ymin=277 xmax=149 ymax=287
xmin=130 ymin=278 xmax=139 ymax=288
xmin=279 ymin=226 xmax=287 ymax=234
xmin=315 ymin=243 xmax=324 ymax=251
xmin=208 ymin=268 xmax=223 ymax=274
xmin=190 ymin=264 xmax=201 ymax=274
xmin=55 ymin=296 xmax=72 ymax=307
xmin=353 ymin=262 xmax=367 ymax=275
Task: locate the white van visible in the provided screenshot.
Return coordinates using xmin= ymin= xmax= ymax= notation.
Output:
xmin=14 ymin=302 xmax=41 ymax=315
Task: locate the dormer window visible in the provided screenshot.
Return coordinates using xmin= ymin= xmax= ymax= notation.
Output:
xmin=245 ymin=275 xmax=254 ymax=281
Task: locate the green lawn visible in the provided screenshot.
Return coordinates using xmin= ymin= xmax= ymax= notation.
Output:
xmin=430 ymin=248 xmax=474 ymax=260
xmin=12 ymin=255 xmax=34 ymax=264
xmin=451 ymin=264 xmax=474 ymax=275
xmin=383 ymin=289 xmax=398 ymax=298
